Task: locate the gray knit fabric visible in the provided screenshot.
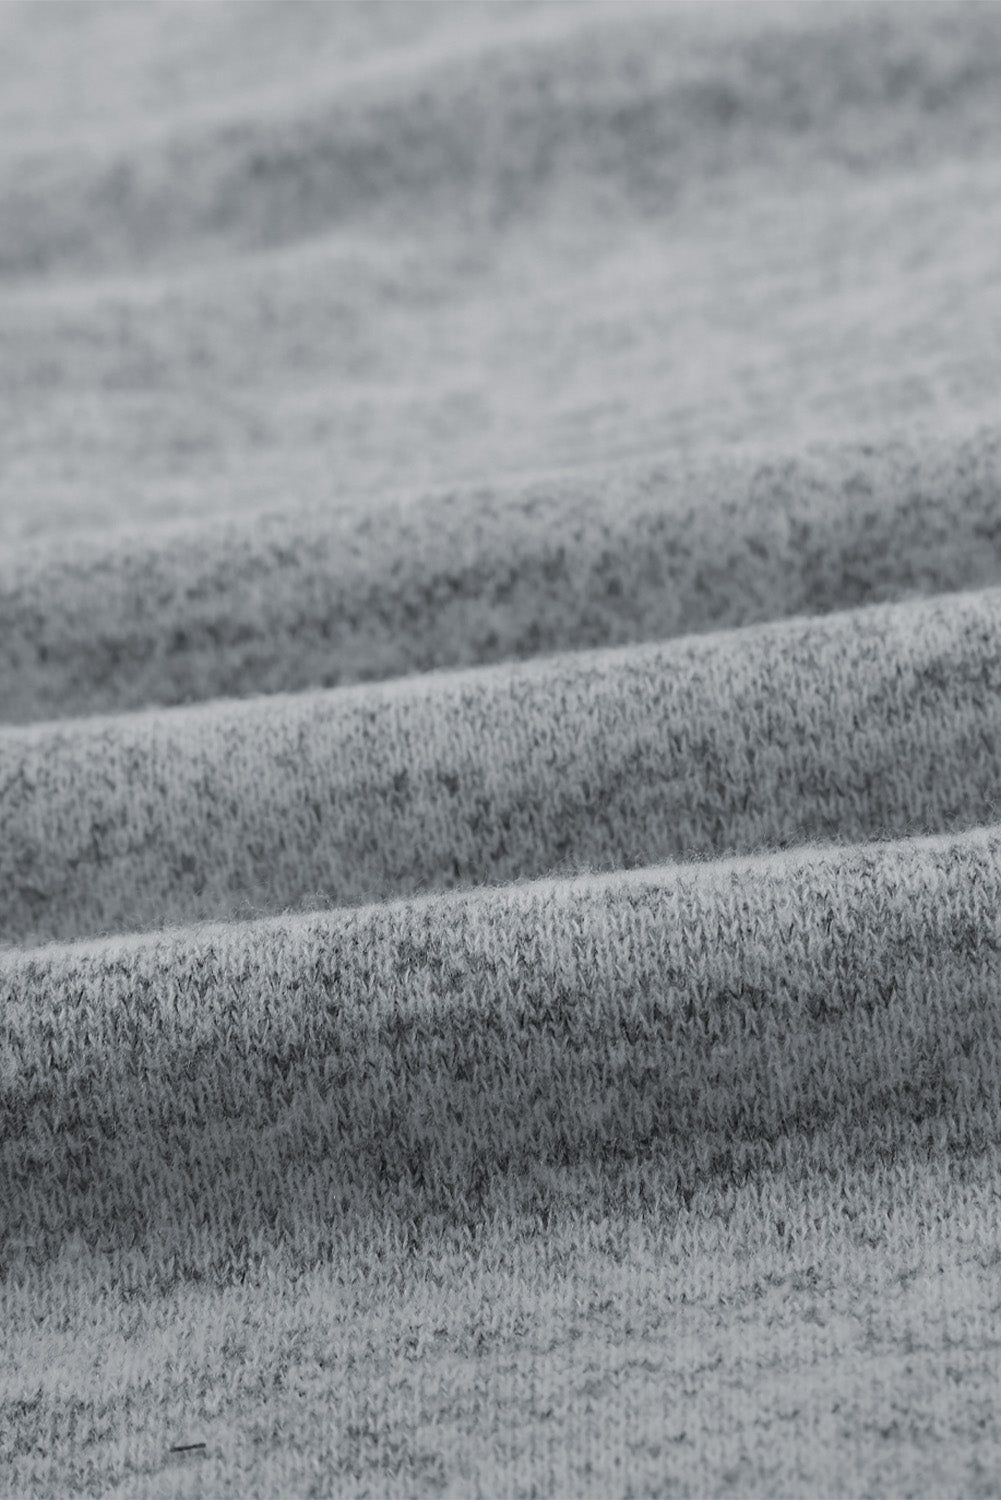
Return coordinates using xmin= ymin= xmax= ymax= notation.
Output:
xmin=3 ymin=4 xmax=1001 ymax=1496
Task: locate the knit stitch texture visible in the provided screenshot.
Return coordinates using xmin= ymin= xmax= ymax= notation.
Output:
xmin=3 ymin=4 xmax=1001 ymax=1497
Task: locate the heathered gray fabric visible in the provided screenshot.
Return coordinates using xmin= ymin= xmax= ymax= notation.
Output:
xmin=3 ymin=4 xmax=1001 ymax=1497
